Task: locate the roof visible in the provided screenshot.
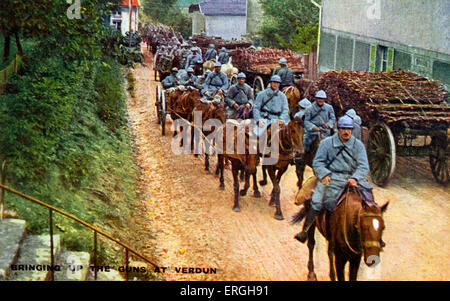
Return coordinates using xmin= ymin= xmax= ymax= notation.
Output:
xmin=190 ymin=0 xmax=247 ymax=16
xmin=120 ymin=0 xmax=140 ymax=7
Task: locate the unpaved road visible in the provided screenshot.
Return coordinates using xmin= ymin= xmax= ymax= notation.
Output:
xmin=126 ymin=50 xmax=450 ymax=281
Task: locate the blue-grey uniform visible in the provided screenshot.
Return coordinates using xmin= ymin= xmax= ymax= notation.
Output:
xmin=204 ymin=46 xmax=217 ymax=62
xmin=345 ymin=109 xmax=362 ymax=140
xmin=311 ymin=131 xmax=372 ymax=212
xmin=225 ymin=77 xmax=254 ymax=119
xmin=253 ymin=76 xmax=290 ymax=137
xmin=218 ymin=48 xmax=230 ymax=64
xmin=273 ymin=58 xmax=294 ymax=88
xmin=201 ymin=70 xmax=229 ymax=96
xmin=185 ymin=50 xmax=202 ymax=70
xmin=180 ymin=69 xmax=198 ymax=88
xmin=162 ymin=71 xmax=180 ymax=89
xmin=303 ymin=99 xmax=336 ymax=150
xmin=294 ymin=98 xmax=312 ymax=119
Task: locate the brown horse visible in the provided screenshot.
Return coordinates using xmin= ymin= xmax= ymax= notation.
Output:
xmin=260 ymin=116 xmax=305 ymax=220
xmin=191 ymin=99 xmax=226 ymax=173
xmin=282 ymin=86 xmax=301 ymax=119
xmin=292 ymin=187 xmax=389 ymax=281
xmin=293 ymin=136 xmax=321 ymax=189
xmin=217 ymin=120 xmax=261 ymax=212
xmin=170 ymin=87 xmax=202 ymax=137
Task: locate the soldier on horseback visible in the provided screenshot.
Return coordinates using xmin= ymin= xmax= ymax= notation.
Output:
xmin=180 ymin=67 xmax=199 ymax=89
xmin=218 ymin=47 xmax=230 ymax=65
xmin=225 ymin=72 xmax=253 ymax=119
xmin=294 ymin=98 xmax=312 ymax=119
xmin=294 ymin=115 xmax=373 ymax=243
xmin=303 ymin=90 xmax=336 ymax=152
xmin=253 ymin=75 xmax=290 ymax=137
xmin=345 ymin=109 xmax=362 ymax=141
xmin=204 ymin=44 xmax=218 ymax=62
xmin=201 ymin=62 xmax=229 ymax=100
xmin=273 ymin=58 xmax=294 ymax=90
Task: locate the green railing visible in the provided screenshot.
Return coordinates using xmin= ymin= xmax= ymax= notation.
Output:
xmin=0 ymin=161 xmax=159 ymax=281
xmin=0 ymin=55 xmax=22 ymax=94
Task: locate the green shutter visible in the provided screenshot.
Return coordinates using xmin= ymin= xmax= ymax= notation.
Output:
xmin=386 ymin=48 xmax=394 ymax=71
xmin=369 ymin=44 xmax=377 ymax=72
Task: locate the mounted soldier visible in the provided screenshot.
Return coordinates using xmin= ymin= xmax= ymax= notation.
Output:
xmin=225 ymin=72 xmax=254 ymax=120
xmin=253 ymin=75 xmax=290 ymax=137
xmin=162 ymin=67 xmax=180 ymax=89
xmin=218 ymin=47 xmax=230 ymax=65
xmin=204 ymin=44 xmax=218 ymax=62
xmin=294 ymin=98 xmax=312 ymax=119
xmin=303 ymin=90 xmax=336 ymax=152
xmin=201 ymin=62 xmax=229 ymax=100
xmin=294 ymin=115 xmax=374 ymax=243
xmin=273 ymin=58 xmax=294 ymax=90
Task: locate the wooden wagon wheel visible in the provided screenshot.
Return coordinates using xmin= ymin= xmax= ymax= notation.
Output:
xmin=253 ymin=76 xmax=265 ymax=98
xmin=367 ymin=122 xmax=396 ymax=186
xmin=153 ymin=53 xmax=159 ymax=81
xmin=429 ymin=135 xmax=448 ymax=184
xmin=160 ymin=89 xmax=167 ymax=136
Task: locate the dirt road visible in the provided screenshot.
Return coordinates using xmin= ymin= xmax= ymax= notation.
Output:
xmin=126 ymin=51 xmax=450 ymax=281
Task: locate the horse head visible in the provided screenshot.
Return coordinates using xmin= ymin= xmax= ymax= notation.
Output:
xmin=357 ymin=200 xmax=389 ymax=266
xmin=286 ymin=116 xmax=305 ymax=153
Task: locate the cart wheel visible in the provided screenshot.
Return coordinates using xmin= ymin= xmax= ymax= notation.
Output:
xmin=429 ymin=136 xmax=448 ymax=184
xmin=253 ymin=76 xmax=265 ymax=98
xmin=156 ymin=85 xmax=161 ymax=124
xmin=161 ymin=90 xmax=166 ymax=136
xmin=367 ymin=122 xmax=396 ymax=186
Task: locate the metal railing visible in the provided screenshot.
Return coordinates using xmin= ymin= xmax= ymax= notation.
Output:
xmin=0 ymin=161 xmax=159 ymax=281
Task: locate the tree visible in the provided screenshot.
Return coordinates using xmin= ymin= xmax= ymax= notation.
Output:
xmin=259 ymin=0 xmax=320 ymax=51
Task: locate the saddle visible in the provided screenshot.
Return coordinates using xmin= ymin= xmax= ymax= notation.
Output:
xmin=334 ymin=184 xmax=377 ymax=210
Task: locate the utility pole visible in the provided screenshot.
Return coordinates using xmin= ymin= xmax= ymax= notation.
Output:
xmin=311 ymin=0 xmax=322 ymax=65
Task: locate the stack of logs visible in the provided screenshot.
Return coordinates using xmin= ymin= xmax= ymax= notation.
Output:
xmin=228 ymin=47 xmax=305 ymax=75
xmin=310 ymin=70 xmax=449 ymax=129
xmin=190 ymin=35 xmax=252 ymax=55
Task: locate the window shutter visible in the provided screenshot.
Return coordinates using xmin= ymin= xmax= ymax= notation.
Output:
xmin=369 ymin=44 xmax=377 ymax=72
xmin=386 ymin=48 xmax=394 ymax=71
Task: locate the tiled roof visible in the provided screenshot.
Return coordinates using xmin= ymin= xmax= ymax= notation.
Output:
xmin=199 ymin=0 xmax=247 ymax=16
xmin=120 ymin=0 xmax=140 ymax=7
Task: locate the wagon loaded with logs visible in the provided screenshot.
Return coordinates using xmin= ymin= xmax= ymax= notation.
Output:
xmin=228 ymin=47 xmax=306 ymax=97
xmin=311 ymin=70 xmax=449 ymax=185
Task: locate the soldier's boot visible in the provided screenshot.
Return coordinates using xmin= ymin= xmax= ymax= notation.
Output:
xmin=294 ymin=208 xmax=320 ymax=244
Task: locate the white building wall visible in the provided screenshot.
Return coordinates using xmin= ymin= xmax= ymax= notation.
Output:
xmin=205 ymin=15 xmax=247 ymax=40
xmin=120 ymin=6 xmax=139 ymax=35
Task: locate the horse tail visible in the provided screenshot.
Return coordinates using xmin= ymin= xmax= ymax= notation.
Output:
xmin=291 ymin=208 xmax=306 ymax=225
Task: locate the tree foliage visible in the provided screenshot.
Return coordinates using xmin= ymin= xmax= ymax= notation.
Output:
xmin=259 ymin=0 xmax=320 ymax=51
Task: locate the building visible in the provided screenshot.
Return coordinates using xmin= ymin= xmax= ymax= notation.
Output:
xmin=188 ymin=0 xmax=262 ymax=40
xmin=317 ymin=0 xmax=450 ymax=89
xmin=106 ymin=0 xmax=140 ymax=36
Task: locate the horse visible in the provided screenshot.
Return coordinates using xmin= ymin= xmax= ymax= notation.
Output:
xmin=293 ymin=136 xmax=321 ymax=189
xmin=191 ymin=98 xmax=226 ymax=173
xmin=292 ymin=186 xmax=389 ymax=281
xmin=170 ymin=87 xmax=202 ymax=140
xmin=259 ymin=116 xmax=305 ymax=220
xmin=282 ymin=86 xmax=301 ymax=120
xmin=216 ymin=120 xmax=261 ymax=212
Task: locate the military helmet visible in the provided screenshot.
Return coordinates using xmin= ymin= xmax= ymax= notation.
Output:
xmin=270 ymin=75 xmax=282 ymax=83
xmin=237 ymin=72 xmax=246 ymax=79
xmin=298 ymin=98 xmax=311 ymax=109
xmin=345 ymin=109 xmax=357 ymax=119
xmin=187 ymin=67 xmax=194 ymax=73
xmin=214 ymin=61 xmax=222 ymax=68
xmin=337 ymin=115 xmax=354 ymax=129
xmin=171 ymin=67 xmax=178 ymax=72
xmin=279 ymin=58 xmax=288 ymax=65
xmin=315 ymin=90 xmax=327 ymax=99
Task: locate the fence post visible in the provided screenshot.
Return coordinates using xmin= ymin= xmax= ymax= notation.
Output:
xmin=93 ymin=231 xmax=98 ymax=280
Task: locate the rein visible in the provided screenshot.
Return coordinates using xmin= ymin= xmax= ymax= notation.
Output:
xmin=342 ymin=189 xmax=383 ymax=255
